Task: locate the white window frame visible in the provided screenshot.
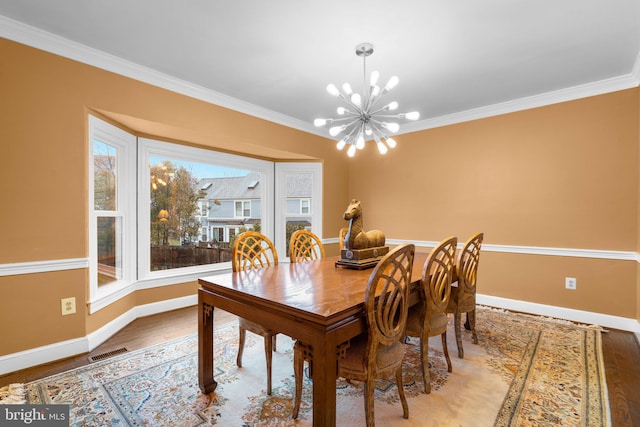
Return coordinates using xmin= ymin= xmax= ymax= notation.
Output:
xmin=275 ymin=163 xmax=323 ymax=260
xmin=234 ymin=200 xmax=251 ymax=218
xmin=88 ymin=116 xmax=137 ymax=307
xmin=88 ymin=117 xmax=318 ymax=312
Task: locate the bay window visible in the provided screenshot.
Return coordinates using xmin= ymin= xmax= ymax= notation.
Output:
xmin=88 ymin=116 xmax=322 ymax=312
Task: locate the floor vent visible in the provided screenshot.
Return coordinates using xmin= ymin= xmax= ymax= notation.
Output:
xmin=89 ymin=347 xmax=128 ymax=362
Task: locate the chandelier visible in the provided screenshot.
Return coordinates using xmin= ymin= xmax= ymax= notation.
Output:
xmin=314 ymin=43 xmax=420 ymax=157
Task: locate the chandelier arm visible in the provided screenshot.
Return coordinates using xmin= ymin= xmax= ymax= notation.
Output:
xmin=325 ymin=116 xmax=361 ymax=124
xmin=333 ymin=90 xmax=364 ymax=115
xmin=342 ymin=121 xmax=361 ymax=142
xmin=339 ymin=110 xmax=361 ymax=118
xmin=370 ymin=113 xmax=404 ymax=119
xmin=365 ymin=91 xmax=388 ymax=113
xmin=369 ymin=120 xmax=391 ymax=138
xmin=338 ymin=94 xmax=364 ymax=115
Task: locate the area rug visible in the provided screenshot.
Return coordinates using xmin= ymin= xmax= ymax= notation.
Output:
xmin=10 ymin=306 xmax=608 ymax=426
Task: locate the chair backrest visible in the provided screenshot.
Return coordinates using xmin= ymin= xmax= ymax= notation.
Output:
xmin=231 ymin=231 xmax=278 ymax=272
xmin=422 ymin=236 xmax=458 ymax=314
xmin=339 ymin=227 xmax=348 ymax=250
xmin=457 ymin=232 xmax=483 ymax=295
xmin=365 ymin=243 xmax=415 ymax=349
xmin=290 ymin=229 xmax=325 ymax=263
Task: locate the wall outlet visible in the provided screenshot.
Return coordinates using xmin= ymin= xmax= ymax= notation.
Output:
xmin=61 ymin=297 xmax=76 ymax=315
xmin=565 ymin=277 xmax=577 ymax=290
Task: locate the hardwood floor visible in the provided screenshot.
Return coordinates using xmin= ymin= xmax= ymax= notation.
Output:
xmin=601 ymin=328 xmax=640 ymax=426
xmin=2 ymin=306 xmax=639 ymax=427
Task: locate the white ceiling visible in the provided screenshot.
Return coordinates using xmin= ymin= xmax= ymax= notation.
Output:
xmin=1 ymin=0 xmax=639 ymax=138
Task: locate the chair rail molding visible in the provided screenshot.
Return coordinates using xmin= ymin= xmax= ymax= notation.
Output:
xmin=384 ymin=239 xmax=639 ymax=261
xmin=0 ymin=258 xmax=89 ymax=276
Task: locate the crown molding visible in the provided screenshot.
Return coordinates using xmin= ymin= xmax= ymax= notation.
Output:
xmin=1 ymin=14 xmax=638 ymax=139
xmin=402 ymin=73 xmax=640 ymax=134
xmin=632 ymin=49 xmax=640 ymax=86
xmin=0 ymin=15 xmax=320 ymax=137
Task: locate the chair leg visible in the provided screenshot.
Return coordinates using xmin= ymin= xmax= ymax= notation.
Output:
xmin=292 ymin=344 xmax=304 ymax=419
xmin=454 ymin=312 xmax=464 ymax=359
xmin=364 ymin=380 xmax=375 ymax=427
xmin=420 ymin=337 xmax=431 ymax=394
xmin=272 ymin=334 xmax=277 ymax=352
xmin=441 ymin=331 xmax=452 ymax=373
xmin=236 ymin=326 xmax=246 ymax=367
xmin=468 ymin=309 xmax=478 ymax=344
xmin=395 ymin=367 xmax=409 ymax=419
xmin=464 ymin=312 xmax=471 ymax=331
xmin=264 ymin=335 xmax=273 ymax=395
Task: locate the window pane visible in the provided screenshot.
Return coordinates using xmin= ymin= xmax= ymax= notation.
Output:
xmin=284 ymin=173 xmax=312 ymax=254
xmin=149 ymin=157 xmax=262 ymax=271
xmin=97 ymin=216 xmax=122 ymax=286
xmin=301 ymin=199 xmax=310 ymax=214
xmin=93 ymin=140 xmax=117 ymax=211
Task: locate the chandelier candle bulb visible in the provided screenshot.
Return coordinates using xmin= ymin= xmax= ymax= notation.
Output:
xmin=313 ymin=42 xmax=420 ymax=157
xmin=384 ymin=75 xmax=399 ymax=91
xmin=327 ymin=84 xmax=340 ymax=97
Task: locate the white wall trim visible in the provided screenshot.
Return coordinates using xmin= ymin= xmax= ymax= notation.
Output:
xmin=0 ymin=295 xmax=197 ymax=376
xmin=385 ymin=239 xmax=638 ymax=261
xmin=402 ymin=73 xmax=639 ymax=134
xmin=1 ymin=292 xmax=637 ymax=376
xmin=0 ymin=258 xmax=89 ymax=277
xmin=1 ymin=242 xmax=636 ymax=279
xmin=0 ymin=15 xmax=316 ymax=137
xmin=631 ymin=49 xmax=640 ymax=86
xmin=1 ymin=14 xmax=638 ymax=140
xmin=477 ymin=294 xmax=640 ymax=333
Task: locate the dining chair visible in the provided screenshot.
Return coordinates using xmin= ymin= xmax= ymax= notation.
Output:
xmin=289 ymin=229 xmax=325 ymax=262
xmin=293 ymin=243 xmax=415 ymax=426
xmin=446 ymin=232 xmax=483 ymax=358
xmin=405 ymin=236 xmax=457 ymax=394
xmin=231 ymin=231 xmax=279 ymax=395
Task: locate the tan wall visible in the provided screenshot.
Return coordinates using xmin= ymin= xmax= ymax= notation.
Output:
xmin=1 ymin=37 xmax=638 ymax=358
xmin=348 ymin=89 xmax=639 ymax=319
xmin=0 ymin=38 xmax=348 ymax=356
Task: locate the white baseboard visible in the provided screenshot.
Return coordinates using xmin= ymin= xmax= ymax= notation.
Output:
xmin=477 ymin=294 xmax=640 ymax=333
xmin=0 ymin=295 xmax=197 ymax=376
xmin=1 ymin=293 xmax=637 ymax=376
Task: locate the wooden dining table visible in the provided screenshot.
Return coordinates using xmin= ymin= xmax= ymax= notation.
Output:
xmin=198 ymin=252 xmax=429 ymax=427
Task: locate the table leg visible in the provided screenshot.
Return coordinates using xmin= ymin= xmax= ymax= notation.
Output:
xmin=311 ymin=334 xmax=337 ymax=426
xmin=198 ymin=291 xmax=217 ymax=394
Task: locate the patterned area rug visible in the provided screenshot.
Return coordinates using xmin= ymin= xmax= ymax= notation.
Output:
xmin=12 ymin=306 xmax=609 ymax=426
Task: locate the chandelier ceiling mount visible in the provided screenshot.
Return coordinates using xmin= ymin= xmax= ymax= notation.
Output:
xmin=314 ymin=42 xmax=420 ymax=157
